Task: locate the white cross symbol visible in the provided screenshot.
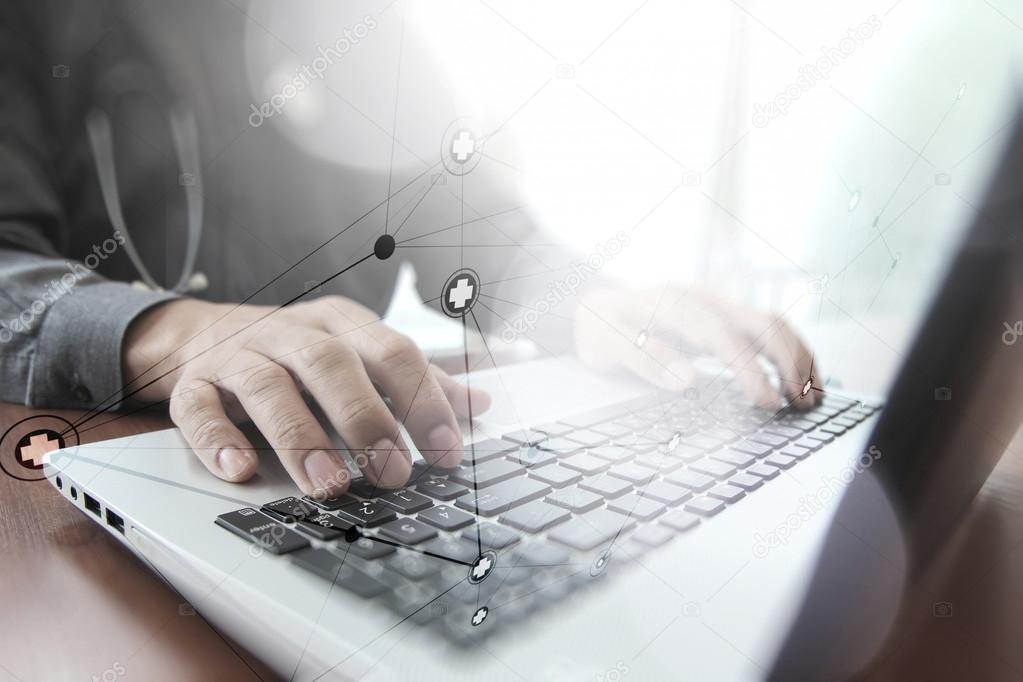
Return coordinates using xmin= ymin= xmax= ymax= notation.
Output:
xmin=18 ymin=433 xmax=61 ymax=468
xmin=800 ymin=376 xmax=814 ymax=399
xmin=666 ymin=432 xmax=681 ymax=453
xmin=471 ymin=606 xmax=488 ymax=626
xmin=451 ymin=131 xmax=475 ymax=162
xmin=448 ymin=277 xmax=474 ymax=310
xmin=471 ymin=555 xmax=492 ymax=581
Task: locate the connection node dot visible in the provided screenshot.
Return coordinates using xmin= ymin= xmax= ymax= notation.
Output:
xmin=374 ymin=234 xmax=396 ymax=260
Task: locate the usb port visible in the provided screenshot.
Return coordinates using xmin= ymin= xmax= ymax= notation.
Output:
xmin=105 ymin=508 xmax=125 ymax=534
xmin=83 ymin=493 xmax=101 ymax=517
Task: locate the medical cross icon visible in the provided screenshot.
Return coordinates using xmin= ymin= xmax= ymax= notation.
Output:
xmin=441 ymin=269 xmax=481 ymax=317
xmin=468 ymin=550 xmax=497 ymax=584
xmin=448 ymin=278 xmax=474 ymax=310
xmin=471 ymin=606 xmax=489 ymax=626
xmin=15 ymin=430 xmax=63 ymax=470
xmin=450 ymin=130 xmax=475 ymax=163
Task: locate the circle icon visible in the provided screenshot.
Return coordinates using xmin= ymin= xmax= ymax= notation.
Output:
xmin=374 ymin=234 xmax=396 ymax=260
xmin=441 ymin=119 xmax=484 ymax=176
xmin=468 ymin=550 xmax=497 ymax=584
xmin=471 ymin=605 xmax=489 ymax=627
xmin=590 ymin=549 xmax=612 ymax=577
xmin=441 ymin=268 xmax=481 ymax=318
xmin=1 ymin=415 xmax=79 ymax=483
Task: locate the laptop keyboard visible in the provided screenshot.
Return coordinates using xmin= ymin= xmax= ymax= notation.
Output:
xmin=215 ymin=389 xmax=879 ymax=641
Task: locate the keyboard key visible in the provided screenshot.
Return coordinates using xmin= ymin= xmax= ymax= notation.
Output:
xmin=336 ymin=499 xmax=398 ymax=527
xmin=731 ymin=440 xmax=773 ymax=458
xmin=684 ymin=497 xmax=726 ymax=517
xmin=637 ymin=480 xmax=692 ymax=506
xmin=729 ymin=473 xmax=764 ymax=491
xmin=561 ymin=453 xmax=611 ymax=475
xmin=749 ymin=431 xmax=789 ymax=448
xmin=579 ymin=474 xmax=632 ymax=499
xmin=528 ymin=465 xmax=581 ymax=488
xmin=746 ymin=463 xmax=780 ymax=480
xmin=546 ymin=487 xmax=604 ymax=513
xmin=564 ymin=429 xmax=610 ymax=448
xmin=689 ymin=458 xmax=737 ymax=479
xmin=780 ymin=445 xmax=810 ymax=460
xmin=512 ymin=541 xmax=571 ymax=568
xmin=765 ymin=453 xmax=797 ymax=469
xmin=548 ymin=509 xmax=636 ymax=551
xmin=607 ymin=462 xmax=657 ymax=485
xmin=508 ymin=446 xmax=557 ymax=468
xmin=344 ymin=536 xmax=395 ymax=560
xmin=261 ymin=496 xmax=317 ymax=522
xmin=533 ymin=422 xmax=573 ymax=437
xmin=607 ymin=493 xmax=665 ymax=521
xmin=820 ymin=423 xmax=848 ymax=436
xmin=537 ymin=436 xmax=586 ymax=455
xmin=782 ymin=418 xmax=818 ymax=431
xmin=502 ymin=429 xmax=548 ymax=446
xmin=793 ymin=437 xmax=824 ymax=451
xmin=463 ymin=523 xmax=521 ymax=550
xmin=557 ymin=412 xmax=605 ymax=429
xmin=414 ymin=477 xmax=468 ymax=501
xmin=304 ymin=493 xmax=359 ymax=511
xmin=291 ymin=548 xmax=388 ymax=597
xmin=635 ymin=453 xmax=683 ymax=472
xmin=448 ymin=458 xmax=525 ymax=488
xmin=386 ymin=552 xmax=440 ymax=580
xmin=659 ymin=509 xmax=700 ymax=532
xmin=667 ymin=444 xmax=704 ymax=462
xmin=418 ymin=504 xmax=475 ymax=531
xmin=500 ymin=500 xmax=571 ymax=532
xmin=378 ymin=518 xmax=438 ymax=545
xmin=460 ymin=439 xmax=517 ymax=465
xmin=589 ymin=445 xmax=634 ymax=464
xmin=633 ymin=524 xmax=673 ymax=547
xmin=379 ymin=489 xmax=433 ymax=514
xmin=590 ymin=422 xmax=633 ymax=439
xmin=665 ymin=469 xmax=715 ymax=492
xmin=711 ymin=449 xmax=756 ymax=468
xmin=454 ymin=477 xmax=550 ymax=517
xmin=684 ymin=434 xmax=723 ymax=451
xmin=707 ymin=484 xmax=745 ymax=503
xmin=763 ymin=424 xmax=803 ymax=439
xmin=294 ymin=513 xmax=352 ymax=541
xmin=215 ymin=508 xmax=308 ymax=554
xmin=421 ymin=536 xmax=479 ymax=565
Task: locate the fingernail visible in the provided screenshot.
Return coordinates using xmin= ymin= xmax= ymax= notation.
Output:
xmin=217 ymin=448 xmax=252 ymax=479
xmin=366 ymin=439 xmax=410 ymax=488
xmin=428 ymin=424 xmax=461 ymax=456
xmin=304 ymin=450 xmax=348 ymax=495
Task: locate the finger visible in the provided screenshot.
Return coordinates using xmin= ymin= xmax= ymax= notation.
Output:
xmin=356 ymin=328 xmax=464 ymax=469
xmin=701 ymin=322 xmax=780 ymax=409
xmin=271 ymin=335 xmax=413 ymax=488
xmin=752 ymin=317 xmax=820 ymax=408
xmin=221 ymin=354 xmax=353 ymax=497
xmin=429 ymin=365 xmax=492 ymax=418
xmin=170 ymin=376 xmax=258 ymax=482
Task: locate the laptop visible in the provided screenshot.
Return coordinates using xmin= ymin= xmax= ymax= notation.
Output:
xmin=43 ymin=139 xmax=1022 ymax=681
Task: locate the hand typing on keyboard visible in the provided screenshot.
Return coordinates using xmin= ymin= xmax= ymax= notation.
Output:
xmin=122 ymin=297 xmax=492 ymax=497
xmin=575 ymin=286 xmax=821 ymax=410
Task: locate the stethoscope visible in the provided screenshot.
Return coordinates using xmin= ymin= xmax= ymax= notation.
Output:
xmin=85 ymin=62 xmax=208 ymax=293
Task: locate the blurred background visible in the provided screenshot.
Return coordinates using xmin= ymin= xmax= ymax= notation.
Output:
xmin=237 ymin=0 xmax=1022 ymax=395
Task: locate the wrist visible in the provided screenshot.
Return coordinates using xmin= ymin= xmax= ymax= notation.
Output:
xmin=122 ymin=298 xmax=210 ymax=400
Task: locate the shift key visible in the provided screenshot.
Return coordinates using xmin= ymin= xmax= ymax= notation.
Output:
xmin=448 ymin=458 xmax=525 ymax=489
xmin=455 ymin=478 xmax=550 ymax=517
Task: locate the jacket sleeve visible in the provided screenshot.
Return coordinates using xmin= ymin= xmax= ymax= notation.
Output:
xmin=0 ymin=4 xmax=178 ymax=409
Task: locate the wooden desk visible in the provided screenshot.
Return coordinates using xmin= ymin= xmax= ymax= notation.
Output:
xmin=1 ymin=399 xmax=1021 ymax=681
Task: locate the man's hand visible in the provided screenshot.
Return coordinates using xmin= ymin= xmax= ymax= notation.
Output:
xmin=123 ymin=297 xmax=489 ymax=498
xmin=576 ymin=286 xmax=820 ymax=409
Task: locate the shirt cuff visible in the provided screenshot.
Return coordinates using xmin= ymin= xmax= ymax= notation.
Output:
xmin=28 ymin=281 xmax=179 ymax=409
